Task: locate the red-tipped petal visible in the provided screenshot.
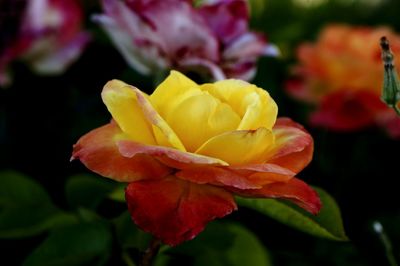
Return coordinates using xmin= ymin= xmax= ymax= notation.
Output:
xmin=176 ymin=163 xmax=294 ymax=189
xmin=117 ymin=140 xmax=227 ymax=169
xmin=72 ymin=123 xmax=171 ymax=182
xmin=266 ymin=118 xmax=313 ymax=173
xmin=125 ymin=177 xmax=237 ymax=246
xmin=232 ymin=178 xmax=322 ymax=215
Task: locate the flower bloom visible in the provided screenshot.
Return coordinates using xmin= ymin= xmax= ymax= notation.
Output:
xmin=287 ymin=25 xmax=400 ymax=138
xmin=93 ymin=0 xmax=277 ymax=81
xmin=0 ymin=0 xmax=90 ymax=86
xmin=72 ymin=71 xmax=321 ymax=245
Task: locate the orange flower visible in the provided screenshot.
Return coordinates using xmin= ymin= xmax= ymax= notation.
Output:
xmin=72 ymin=71 xmax=321 ymax=245
xmin=287 ymin=25 xmax=400 ymax=137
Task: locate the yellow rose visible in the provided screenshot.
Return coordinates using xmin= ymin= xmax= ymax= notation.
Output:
xmin=73 ymin=71 xmax=319 ymax=245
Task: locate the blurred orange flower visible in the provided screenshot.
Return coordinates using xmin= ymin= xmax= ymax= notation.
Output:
xmin=72 ymin=71 xmax=320 ymax=246
xmin=287 ymin=25 xmax=400 ymax=137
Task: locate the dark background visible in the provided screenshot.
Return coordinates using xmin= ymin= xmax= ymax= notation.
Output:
xmin=1 ymin=0 xmax=400 ymax=265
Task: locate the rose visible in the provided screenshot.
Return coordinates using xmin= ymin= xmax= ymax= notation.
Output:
xmin=0 ymin=0 xmax=90 ymax=86
xmin=72 ymin=71 xmax=321 ymax=245
xmin=287 ymin=24 xmax=400 ymax=137
xmin=92 ymin=0 xmax=278 ymax=81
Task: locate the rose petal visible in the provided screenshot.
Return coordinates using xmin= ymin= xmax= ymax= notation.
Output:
xmin=25 ymin=32 xmax=90 ymax=74
xmin=223 ymin=32 xmax=269 ymax=60
xmin=150 ymin=70 xmax=198 ymax=116
xmin=198 ymin=0 xmax=248 ymax=44
xmin=125 ymin=176 xmax=237 ymax=245
xmin=133 ymin=86 xmax=186 ymax=151
xmin=375 ymin=109 xmax=400 ymax=139
xmin=179 ymin=57 xmax=226 ymax=81
xmin=310 ymin=90 xmax=387 ymax=132
xmin=135 ymin=0 xmax=219 ymax=62
xmin=102 ymin=80 xmax=156 ymax=145
xmin=95 ymin=0 xmax=169 ymax=74
xmin=201 ymin=79 xmax=278 ymax=130
xmin=165 ymin=90 xmax=240 ymax=152
xmin=117 ymin=139 xmax=228 ymax=169
xmin=264 ymin=118 xmax=313 ymax=173
xmin=195 ymin=127 xmax=274 ymax=165
xmin=71 ymin=123 xmax=171 ymax=182
xmin=176 ymin=166 xmax=262 ymax=189
xmin=232 ymin=177 xmax=322 ymax=215
xmin=176 ymin=163 xmax=294 ymax=189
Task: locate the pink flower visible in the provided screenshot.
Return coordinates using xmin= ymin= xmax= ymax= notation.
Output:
xmin=0 ymin=0 xmax=90 ymax=86
xmin=93 ymin=0 xmax=277 ymax=81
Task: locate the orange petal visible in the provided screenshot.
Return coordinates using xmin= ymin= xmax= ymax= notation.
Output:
xmin=71 ymin=123 xmax=171 ymax=182
xmin=176 ymin=167 xmax=262 ymax=189
xmin=176 ymin=164 xmax=294 ymax=189
xmin=125 ymin=176 xmax=237 ymax=246
xmin=117 ymin=140 xmax=228 ymax=169
xmin=232 ymin=178 xmax=322 ymax=215
xmin=266 ymin=118 xmax=313 ymax=173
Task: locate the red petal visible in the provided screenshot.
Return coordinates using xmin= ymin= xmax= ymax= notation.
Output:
xmin=72 ymin=123 xmax=171 ymax=182
xmin=267 ymin=118 xmax=313 ymax=173
xmin=310 ymin=90 xmax=387 ymax=131
xmin=125 ymin=177 xmax=237 ymax=245
xmin=176 ymin=164 xmax=294 ymax=189
xmin=376 ymin=109 xmax=400 ymax=139
xmin=232 ymin=178 xmax=322 ymax=215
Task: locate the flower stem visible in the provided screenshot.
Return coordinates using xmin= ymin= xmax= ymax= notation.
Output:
xmin=139 ymin=238 xmax=162 ymax=266
xmin=373 ymin=221 xmax=398 ymax=266
xmin=122 ymin=251 xmax=136 ymax=266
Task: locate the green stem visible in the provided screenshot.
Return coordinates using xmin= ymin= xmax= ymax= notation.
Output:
xmin=373 ymin=221 xmax=398 ymax=266
xmin=122 ymin=251 xmax=136 ymax=266
xmin=139 ymin=238 xmax=162 ymax=266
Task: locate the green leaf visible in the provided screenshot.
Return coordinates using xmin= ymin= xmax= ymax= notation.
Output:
xmin=65 ymin=174 xmax=119 ymax=210
xmin=108 ymin=184 xmax=126 ymax=202
xmin=163 ymin=221 xmax=272 ymax=266
xmin=113 ymin=211 xmax=152 ymax=251
xmin=237 ymin=187 xmax=348 ymax=241
xmin=0 ymin=171 xmax=73 ymax=238
xmin=23 ymin=221 xmax=112 ymax=266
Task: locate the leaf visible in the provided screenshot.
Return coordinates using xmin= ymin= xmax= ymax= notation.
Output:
xmin=108 ymin=184 xmax=126 ymax=202
xmin=163 ymin=221 xmax=272 ymax=266
xmin=65 ymin=174 xmax=119 ymax=210
xmin=113 ymin=211 xmax=152 ymax=251
xmin=0 ymin=171 xmax=74 ymax=238
xmin=23 ymin=221 xmax=112 ymax=266
xmin=237 ymin=186 xmax=348 ymax=241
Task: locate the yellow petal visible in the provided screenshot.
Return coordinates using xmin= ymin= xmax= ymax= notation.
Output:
xmin=133 ymin=87 xmax=186 ymax=151
xmin=201 ymin=80 xmax=278 ymax=130
xmin=101 ymin=80 xmax=155 ymax=145
xmin=166 ymin=92 xmax=241 ymax=152
xmin=150 ymin=70 xmax=199 ymax=117
xmin=195 ymin=128 xmax=275 ymax=165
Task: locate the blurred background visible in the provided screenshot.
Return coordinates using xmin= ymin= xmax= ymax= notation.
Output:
xmin=1 ymin=0 xmax=400 ymax=265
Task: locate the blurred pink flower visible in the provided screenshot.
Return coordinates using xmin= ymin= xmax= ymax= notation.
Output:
xmin=0 ymin=0 xmax=90 ymax=86
xmin=93 ymin=0 xmax=277 ymax=81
